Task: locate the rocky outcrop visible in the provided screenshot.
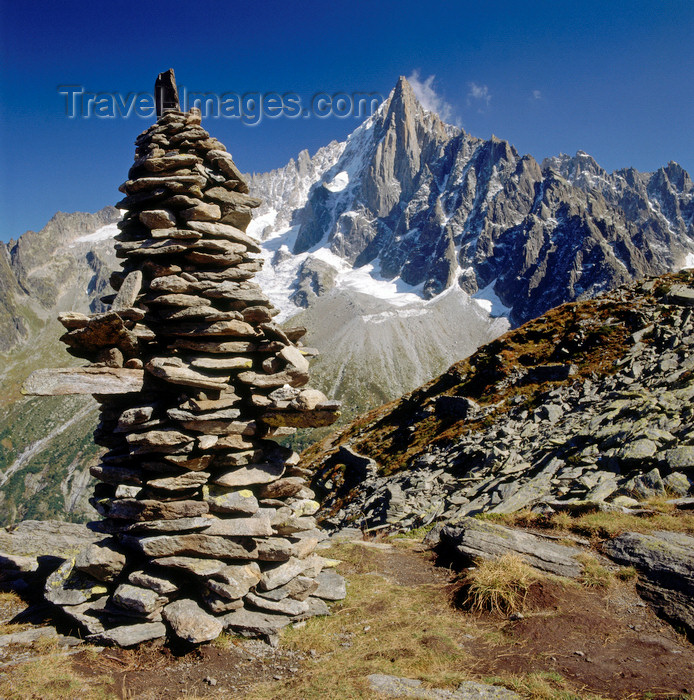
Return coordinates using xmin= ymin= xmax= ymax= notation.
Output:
xmin=252 ymin=77 xmax=694 ymax=327
xmin=16 ymin=84 xmax=345 ymax=646
xmin=432 ymin=517 xmax=589 ymax=578
xmin=602 ymin=530 xmax=694 ymax=637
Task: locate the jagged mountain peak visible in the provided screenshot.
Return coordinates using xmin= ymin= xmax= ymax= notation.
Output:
xmin=251 ymin=77 xmax=694 ymax=328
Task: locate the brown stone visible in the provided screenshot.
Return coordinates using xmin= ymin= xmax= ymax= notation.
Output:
xmin=213 ymin=463 xmax=284 ymax=488
xmin=139 ymin=210 xmax=176 ymax=229
xmin=186 ymin=221 xmax=261 ymax=252
xmin=124 ymin=533 xmax=258 ymax=559
xmin=164 ymin=599 xmax=223 ymax=643
xmin=146 ymin=356 xmax=230 ymax=390
xmin=180 ymin=202 xmax=221 ymax=221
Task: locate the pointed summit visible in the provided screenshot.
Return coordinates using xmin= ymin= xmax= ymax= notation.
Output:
xmin=385 ymin=75 xmax=419 ymax=124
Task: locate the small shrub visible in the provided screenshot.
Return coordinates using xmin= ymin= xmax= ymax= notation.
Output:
xmin=463 ymin=554 xmax=540 ymax=615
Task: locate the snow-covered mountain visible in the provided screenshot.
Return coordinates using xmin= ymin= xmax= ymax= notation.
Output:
xmin=249 ymin=77 xmax=694 ymax=326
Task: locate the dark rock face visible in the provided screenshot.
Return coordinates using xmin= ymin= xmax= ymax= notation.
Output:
xmin=268 ymin=78 xmax=693 ymax=326
xmin=154 ymin=68 xmax=180 ymax=117
xmin=602 ymin=531 xmax=694 ymax=638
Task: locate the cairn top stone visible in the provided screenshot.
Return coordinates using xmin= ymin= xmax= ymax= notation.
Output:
xmin=155 ymin=68 xmax=180 ymax=117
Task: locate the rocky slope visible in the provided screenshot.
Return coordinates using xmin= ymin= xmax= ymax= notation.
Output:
xmin=303 ymin=270 xmax=694 ymax=532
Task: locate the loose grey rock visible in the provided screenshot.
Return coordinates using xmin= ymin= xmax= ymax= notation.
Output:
xmin=112 ymin=583 xmax=168 ymax=615
xmin=437 ymin=517 xmax=588 ymax=578
xmin=602 ymin=530 xmax=694 ymax=635
xmin=312 ymin=570 xmax=347 ymax=600
xmin=163 ymin=599 xmax=223 ymax=643
xmin=90 ymin=622 xmax=167 ymax=647
xmin=368 ymin=673 xmax=521 ymax=699
xmin=222 ymin=608 xmax=291 ymax=636
xmin=45 ymin=560 xmax=107 ymax=606
xmin=74 ymin=541 xmax=126 ymax=582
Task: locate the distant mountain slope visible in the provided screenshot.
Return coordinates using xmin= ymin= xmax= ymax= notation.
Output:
xmin=1 ymin=77 xmax=693 ymax=525
xmin=0 ymin=208 xmax=120 ymax=524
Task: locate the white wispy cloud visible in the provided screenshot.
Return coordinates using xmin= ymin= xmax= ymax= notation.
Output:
xmin=532 ymin=89 xmax=542 ymax=100
xmin=467 ymin=82 xmax=491 ymax=111
xmin=406 ymin=70 xmax=454 ymax=123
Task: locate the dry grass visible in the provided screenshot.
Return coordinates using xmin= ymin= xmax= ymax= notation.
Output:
xmin=242 ymin=548 xmax=487 ymax=699
xmin=575 ymin=554 xmax=614 ymax=589
xmin=462 ymin=554 xmax=540 ymax=615
xmin=0 ymin=645 xmax=115 ymax=700
xmin=482 ymin=507 xmax=694 ymax=539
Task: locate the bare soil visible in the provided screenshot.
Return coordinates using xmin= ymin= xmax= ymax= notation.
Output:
xmin=464 ymin=577 xmax=694 ymax=698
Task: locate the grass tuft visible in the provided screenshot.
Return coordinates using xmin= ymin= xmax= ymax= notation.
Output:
xmin=575 ymin=554 xmax=613 ymax=589
xmin=462 ymin=554 xmax=540 ymax=615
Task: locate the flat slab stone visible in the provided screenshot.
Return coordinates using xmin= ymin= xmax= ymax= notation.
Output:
xmin=89 ymin=622 xmax=167 ymax=647
xmin=436 ymin=517 xmax=588 ymax=578
xmin=312 ymin=570 xmax=347 ymax=600
xmin=222 ymin=608 xmax=291 ymax=636
xmin=22 ymin=368 xmax=144 ymax=396
xmin=154 ymin=556 xmax=228 ymax=577
xmin=213 ymin=463 xmax=284 ymax=488
xmin=201 ymin=516 xmax=273 ymax=537
xmin=203 ymin=486 xmax=259 ymax=515
xmin=103 ymin=499 xmax=208 ymax=521
xmin=368 ymin=673 xmax=521 ymax=699
xmin=146 ymin=357 xmax=230 ymax=390
xmin=129 ymin=569 xmax=179 ymax=595
xmin=258 ymin=557 xmax=307 ymax=591
xmin=207 ymin=562 xmax=261 ymax=600
xmin=123 ymin=533 xmax=258 ymax=559
xmin=112 ymin=583 xmax=167 ymax=615
xmin=245 ymin=592 xmax=309 ymax=616
xmin=0 ymin=520 xmax=102 ymax=559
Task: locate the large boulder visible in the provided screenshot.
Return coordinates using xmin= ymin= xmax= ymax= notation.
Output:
xmin=602 ymin=530 xmax=694 ymax=637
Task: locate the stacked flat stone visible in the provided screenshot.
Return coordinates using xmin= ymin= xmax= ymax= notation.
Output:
xmin=25 ymin=96 xmax=343 ymax=646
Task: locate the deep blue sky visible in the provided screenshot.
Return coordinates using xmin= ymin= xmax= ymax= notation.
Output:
xmin=1 ymin=0 xmax=692 ymax=241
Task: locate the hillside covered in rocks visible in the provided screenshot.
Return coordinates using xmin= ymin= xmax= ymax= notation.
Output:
xmin=305 ymin=270 xmax=694 ymax=530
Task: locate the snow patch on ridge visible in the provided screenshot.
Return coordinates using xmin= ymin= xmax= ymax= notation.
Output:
xmin=73 ymin=222 xmax=119 ymax=244
xmin=473 ymin=278 xmax=511 ymax=317
xmin=324 ymin=171 xmax=349 ymax=192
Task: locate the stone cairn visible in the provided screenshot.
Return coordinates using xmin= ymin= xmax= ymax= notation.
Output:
xmin=23 ymin=69 xmax=344 ymax=647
